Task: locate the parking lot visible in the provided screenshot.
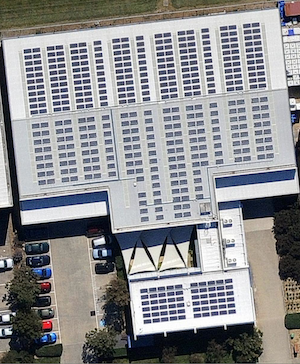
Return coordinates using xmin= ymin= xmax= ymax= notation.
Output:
xmin=49 ymin=235 xmax=116 ymax=364
xmin=0 ymin=231 xmax=14 ymax=353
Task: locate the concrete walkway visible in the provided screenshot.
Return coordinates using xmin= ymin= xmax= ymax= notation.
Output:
xmin=244 ymin=217 xmax=293 ymax=363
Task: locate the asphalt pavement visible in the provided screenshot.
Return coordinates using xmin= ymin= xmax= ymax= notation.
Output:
xmin=244 ymin=217 xmax=293 ymax=363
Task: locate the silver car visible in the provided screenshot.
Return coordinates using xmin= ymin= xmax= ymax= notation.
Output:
xmin=0 ymin=326 xmax=13 ymax=338
xmin=0 ymin=258 xmax=13 ymax=271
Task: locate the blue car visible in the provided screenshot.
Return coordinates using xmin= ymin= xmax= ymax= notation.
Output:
xmin=32 ymin=268 xmax=52 ymax=280
xmin=35 ymin=332 xmax=57 ymax=345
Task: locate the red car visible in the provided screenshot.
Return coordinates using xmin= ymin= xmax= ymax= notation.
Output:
xmin=42 ymin=320 xmax=52 ymax=332
xmin=39 ymin=282 xmax=51 ymax=294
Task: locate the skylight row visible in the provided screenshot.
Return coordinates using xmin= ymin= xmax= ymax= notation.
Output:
xmin=243 ymin=23 xmax=267 ymax=90
xmin=78 ymin=116 xmax=101 ymax=181
xmin=155 ymin=33 xmax=178 ymax=100
xmin=136 ymin=36 xmax=151 ymax=102
xmin=70 ymin=42 xmax=94 ymax=110
xmin=47 ymin=45 xmax=70 ymax=113
xmin=93 ymin=40 xmax=108 ymax=107
xmin=113 ymin=37 xmax=136 ymax=105
xmin=31 ymin=121 xmax=55 ymax=185
xmin=220 ymin=25 xmax=244 ymax=92
xmin=177 ymin=29 xmax=201 ymax=98
xmin=200 ymin=28 xmax=216 ymax=94
xmin=23 ymin=48 xmax=47 ymax=116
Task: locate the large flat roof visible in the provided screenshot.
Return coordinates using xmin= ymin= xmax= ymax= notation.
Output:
xmin=2 ymin=8 xmax=298 ymax=229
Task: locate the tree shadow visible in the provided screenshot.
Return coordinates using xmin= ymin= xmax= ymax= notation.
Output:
xmin=103 ymin=302 xmax=124 ymax=333
xmin=82 ymin=343 xmax=99 ymax=364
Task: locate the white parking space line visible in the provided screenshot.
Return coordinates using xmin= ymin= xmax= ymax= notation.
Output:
xmin=87 ymin=238 xmax=99 ymax=330
xmin=48 ymin=239 xmax=62 ymax=343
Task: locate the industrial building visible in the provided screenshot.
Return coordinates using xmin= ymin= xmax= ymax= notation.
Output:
xmin=1 ymin=7 xmax=299 ymax=338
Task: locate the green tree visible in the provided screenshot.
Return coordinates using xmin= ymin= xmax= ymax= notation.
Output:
xmin=105 ymin=277 xmax=129 ymax=308
xmin=10 ymin=310 xmax=42 ymax=351
xmin=5 ymin=265 xmax=40 ymax=311
xmin=160 ymin=346 xmax=177 ymax=363
xmin=279 ymin=254 xmax=300 ymax=282
xmin=83 ymin=328 xmax=117 ymax=362
xmin=228 ymin=328 xmax=263 ymax=363
xmin=0 ymin=350 xmax=33 ymax=363
xmin=205 ymin=339 xmax=227 ymax=363
xmin=103 ymin=277 xmax=129 ymax=333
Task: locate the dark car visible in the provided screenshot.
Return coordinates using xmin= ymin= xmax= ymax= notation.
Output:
xmin=34 ymin=296 xmax=51 ymax=307
xmin=86 ymin=226 xmax=104 ymax=238
xmin=26 ymin=255 xmax=50 ymax=267
xmin=35 ymin=308 xmax=54 ymax=319
xmin=25 ymin=242 xmax=49 ymax=255
xmin=95 ymin=262 xmax=115 ymax=274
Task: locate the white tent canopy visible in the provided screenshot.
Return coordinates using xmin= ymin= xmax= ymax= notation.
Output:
xmin=129 ymin=239 xmax=156 ymax=275
xmin=170 ymin=226 xmax=193 ymax=267
xmin=141 ymin=228 xmax=170 ymax=269
xmin=116 ymin=231 xmax=141 ymax=273
xmin=159 ymin=235 xmax=186 ymax=271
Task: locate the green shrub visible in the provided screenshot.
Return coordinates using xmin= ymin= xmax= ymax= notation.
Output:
xmin=285 ymin=313 xmax=300 ymax=329
xmin=114 ymin=347 xmax=128 ymax=358
xmin=35 ymin=344 xmax=63 ymax=357
xmin=189 ymin=353 xmax=206 ymax=363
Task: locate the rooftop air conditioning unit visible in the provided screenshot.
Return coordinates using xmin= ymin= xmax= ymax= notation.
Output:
xmin=223 ymin=218 xmax=233 ymax=226
xmin=227 ymin=258 xmax=237 ymax=265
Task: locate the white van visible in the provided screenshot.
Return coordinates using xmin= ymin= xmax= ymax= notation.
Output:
xmin=92 ymin=235 xmax=111 ymax=248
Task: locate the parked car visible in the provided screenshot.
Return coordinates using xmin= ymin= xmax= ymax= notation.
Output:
xmin=35 ymin=308 xmax=54 ymax=319
xmin=92 ymin=247 xmax=112 ymax=260
xmin=32 ymin=268 xmax=52 ymax=280
xmin=35 ymin=332 xmax=57 ymax=345
xmin=0 ymin=327 xmax=12 ymax=338
xmin=92 ymin=235 xmax=112 ymax=248
xmin=34 ymin=296 xmax=51 ymax=307
xmin=39 ymin=282 xmax=51 ymax=294
xmin=0 ymin=258 xmax=13 ymax=271
xmin=0 ymin=311 xmax=16 ymax=325
xmin=26 ymin=255 xmax=50 ymax=267
xmin=95 ymin=262 xmax=115 ymax=274
xmin=86 ymin=226 xmax=104 ymax=238
xmin=25 ymin=242 xmax=49 ymax=255
xmin=42 ymin=320 xmax=52 ymax=332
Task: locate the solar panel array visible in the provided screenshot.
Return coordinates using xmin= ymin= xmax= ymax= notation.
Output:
xmin=21 ymin=22 xmax=269 ymax=116
xmin=27 ymin=92 xmax=274 ymax=224
xmin=141 ymin=284 xmax=186 ymax=324
xmin=139 ymin=278 xmax=236 ymax=325
xmin=10 ymin=12 xmax=288 ymax=229
xmin=191 ymin=278 xmax=236 ymax=318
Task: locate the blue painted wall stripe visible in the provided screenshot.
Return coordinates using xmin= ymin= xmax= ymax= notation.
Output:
xmin=20 ymin=191 xmax=108 ymax=211
xmin=215 ymin=169 xmax=296 ymax=189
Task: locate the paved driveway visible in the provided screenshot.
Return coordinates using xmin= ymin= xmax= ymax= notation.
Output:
xmin=50 ymin=236 xmax=97 ymax=364
xmin=244 ymin=217 xmax=293 ymax=363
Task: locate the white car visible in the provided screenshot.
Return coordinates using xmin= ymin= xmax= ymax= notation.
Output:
xmin=0 ymin=258 xmax=13 ymax=271
xmin=92 ymin=235 xmax=112 ymax=248
xmin=0 ymin=311 xmax=16 ymax=325
xmin=0 ymin=326 xmax=13 ymax=338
